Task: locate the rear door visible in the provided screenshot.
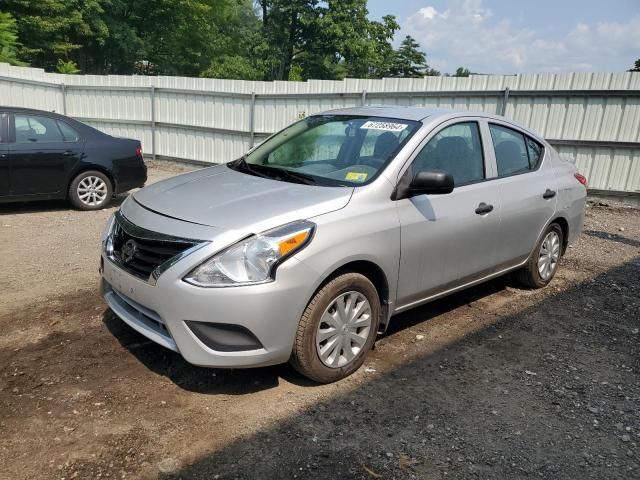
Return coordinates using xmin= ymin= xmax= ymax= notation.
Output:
xmin=8 ymin=113 xmax=84 ymax=195
xmin=487 ymin=122 xmax=557 ymax=268
xmin=0 ymin=113 xmax=8 ymax=195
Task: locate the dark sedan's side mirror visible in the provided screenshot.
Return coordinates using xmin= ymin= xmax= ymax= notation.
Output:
xmin=409 ymin=170 xmax=454 ymax=195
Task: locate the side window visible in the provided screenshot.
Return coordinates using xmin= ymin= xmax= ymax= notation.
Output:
xmin=57 ymin=120 xmax=80 ymax=142
xmin=412 ymin=121 xmax=485 ymax=186
xmin=15 ymin=115 xmax=64 ymax=143
xmin=526 ymin=136 xmax=543 ymax=169
xmin=489 ymin=124 xmax=533 ymax=177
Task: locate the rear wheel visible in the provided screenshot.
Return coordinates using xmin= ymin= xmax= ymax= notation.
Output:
xmin=68 ymin=170 xmax=112 ymax=210
xmin=515 ymin=223 xmax=563 ymax=288
xmin=290 ymin=273 xmax=380 ymax=383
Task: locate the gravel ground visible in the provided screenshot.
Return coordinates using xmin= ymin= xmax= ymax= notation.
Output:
xmin=0 ymin=161 xmax=638 ymax=480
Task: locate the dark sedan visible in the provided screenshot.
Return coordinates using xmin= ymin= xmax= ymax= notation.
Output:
xmin=0 ymin=107 xmax=147 ymax=210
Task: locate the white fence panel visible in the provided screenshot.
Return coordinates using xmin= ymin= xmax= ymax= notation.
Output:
xmin=0 ymin=64 xmax=639 ymax=193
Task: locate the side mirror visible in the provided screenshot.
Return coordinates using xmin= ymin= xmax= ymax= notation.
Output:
xmin=408 ymin=170 xmax=454 ymax=196
xmin=391 ymin=169 xmax=454 ymax=200
xmin=409 ymin=170 xmax=454 ymax=195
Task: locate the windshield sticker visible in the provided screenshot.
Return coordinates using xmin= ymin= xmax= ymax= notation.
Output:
xmin=345 ymin=172 xmax=368 ymax=182
xmin=360 ymin=121 xmax=407 ymax=132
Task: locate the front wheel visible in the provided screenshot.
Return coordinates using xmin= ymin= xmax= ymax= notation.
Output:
xmin=68 ymin=170 xmax=112 ymax=210
xmin=515 ymin=223 xmax=563 ymax=288
xmin=290 ymin=273 xmax=381 ymax=383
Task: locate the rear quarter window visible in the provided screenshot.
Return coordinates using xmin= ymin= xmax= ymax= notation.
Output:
xmin=57 ymin=120 xmax=81 ymax=142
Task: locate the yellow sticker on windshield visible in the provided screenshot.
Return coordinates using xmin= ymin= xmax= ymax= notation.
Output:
xmin=345 ymin=172 xmax=368 ymax=182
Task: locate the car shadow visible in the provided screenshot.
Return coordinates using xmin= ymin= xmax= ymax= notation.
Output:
xmin=158 ymin=259 xmax=640 ymax=480
xmin=102 ymin=273 xmax=513 ymax=395
xmin=0 ymin=193 xmax=129 ymax=215
xmin=102 ymin=309 xmax=288 ymax=394
xmin=583 ymin=229 xmax=640 ymax=248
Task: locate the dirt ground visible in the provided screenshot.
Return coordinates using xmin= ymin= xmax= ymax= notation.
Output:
xmin=0 ymin=161 xmax=638 ymax=480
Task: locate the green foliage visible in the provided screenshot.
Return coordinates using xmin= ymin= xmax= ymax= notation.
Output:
xmin=56 ymin=58 xmax=80 ymax=74
xmin=1 ymin=0 xmax=440 ymax=81
xmin=388 ymin=35 xmax=438 ymax=78
xmin=629 ymin=59 xmax=640 ymax=72
xmin=454 ymin=67 xmax=471 ymax=77
xmin=201 ymin=55 xmax=263 ymax=81
xmin=0 ymin=11 xmax=26 ymax=65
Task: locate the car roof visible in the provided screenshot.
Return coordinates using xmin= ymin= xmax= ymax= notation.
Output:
xmin=0 ymin=105 xmax=67 ymax=118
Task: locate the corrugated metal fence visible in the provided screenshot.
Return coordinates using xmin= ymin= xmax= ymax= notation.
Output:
xmin=1 ymin=63 xmax=639 ymax=194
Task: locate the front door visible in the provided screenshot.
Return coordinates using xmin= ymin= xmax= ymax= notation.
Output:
xmin=396 ymin=120 xmax=502 ymax=308
xmin=8 ymin=113 xmax=83 ymax=195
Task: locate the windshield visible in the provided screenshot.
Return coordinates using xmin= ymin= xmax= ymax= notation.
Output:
xmin=229 ymin=115 xmax=420 ymax=186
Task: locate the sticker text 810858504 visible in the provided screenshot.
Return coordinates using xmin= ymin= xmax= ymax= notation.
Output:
xmin=360 ymin=121 xmax=407 ymax=132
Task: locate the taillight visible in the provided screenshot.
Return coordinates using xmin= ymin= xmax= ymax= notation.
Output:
xmin=135 ymin=145 xmax=143 ymax=158
xmin=574 ymin=173 xmax=588 ymax=187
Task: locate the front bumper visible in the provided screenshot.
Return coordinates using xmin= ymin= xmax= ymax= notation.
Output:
xmin=100 ymin=251 xmax=317 ymax=368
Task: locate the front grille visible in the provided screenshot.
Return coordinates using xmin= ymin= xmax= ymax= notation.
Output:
xmin=108 ymin=212 xmax=200 ymax=281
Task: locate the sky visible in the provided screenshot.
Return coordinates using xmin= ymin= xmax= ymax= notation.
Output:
xmin=367 ymin=0 xmax=640 ymax=75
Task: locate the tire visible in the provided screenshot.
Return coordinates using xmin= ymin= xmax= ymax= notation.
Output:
xmin=68 ymin=170 xmax=113 ymax=210
xmin=515 ymin=223 xmax=563 ymax=289
xmin=290 ymin=273 xmax=381 ymax=383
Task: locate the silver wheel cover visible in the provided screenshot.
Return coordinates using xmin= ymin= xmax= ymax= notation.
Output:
xmin=315 ymin=291 xmax=372 ymax=368
xmin=538 ymin=230 xmax=560 ymax=281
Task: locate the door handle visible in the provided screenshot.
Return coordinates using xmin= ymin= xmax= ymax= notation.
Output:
xmin=475 ymin=202 xmax=494 ymax=215
xmin=543 ymin=189 xmax=556 ymax=199
xmin=63 ymin=150 xmax=74 ymax=156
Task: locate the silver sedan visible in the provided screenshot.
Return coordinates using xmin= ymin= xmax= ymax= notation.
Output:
xmin=100 ymin=107 xmax=587 ymax=383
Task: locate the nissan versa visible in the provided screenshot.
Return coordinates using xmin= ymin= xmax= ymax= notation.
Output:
xmin=100 ymin=107 xmax=587 ymax=383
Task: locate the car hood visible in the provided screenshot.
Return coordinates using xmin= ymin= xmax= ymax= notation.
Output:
xmin=133 ymin=165 xmax=353 ymax=231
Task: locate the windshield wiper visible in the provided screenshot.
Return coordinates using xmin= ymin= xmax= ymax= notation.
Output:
xmin=230 ymin=157 xmax=272 ymax=179
xmin=266 ymin=167 xmax=317 ymax=185
xmin=231 ymin=157 xmax=317 ymax=185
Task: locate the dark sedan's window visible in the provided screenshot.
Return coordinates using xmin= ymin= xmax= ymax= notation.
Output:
xmin=57 ymin=120 xmax=80 ymax=142
xmin=412 ymin=122 xmax=485 ymax=186
xmin=15 ymin=114 xmax=64 ymax=143
xmin=489 ymin=124 xmax=540 ymax=177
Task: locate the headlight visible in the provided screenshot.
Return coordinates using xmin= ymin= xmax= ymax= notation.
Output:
xmin=101 ymin=213 xmax=116 ymax=244
xmin=184 ymin=220 xmax=315 ymax=287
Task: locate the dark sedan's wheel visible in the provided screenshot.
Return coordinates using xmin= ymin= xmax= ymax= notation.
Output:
xmin=68 ymin=171 xmax=112 ymax=210
xmin=515 ymin=223 xmax=563 ymax=288
xmin=290 ymin=273 xmax=380 ymax=383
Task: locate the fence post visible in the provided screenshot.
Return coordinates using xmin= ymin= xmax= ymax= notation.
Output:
xmin=361 ymin=90 xmax=367 ymax=106
xmin=501 ymin=87 xmax=510 ymax=116
xmin=150 ymin=86 xmax=156 ymax=160
xmin=60 ymin=83 xmax=67 ymax=115
xmin=249 ymin=91 xmax=256 ymax=149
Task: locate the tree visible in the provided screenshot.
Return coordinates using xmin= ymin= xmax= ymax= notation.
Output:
xmin=56 ymin=59 xmax=80 ymax=74
xmin=453 ymin=67 xmax=471 ymax=77
xmin=0 ymin=11 xmax=25 ymax=65
xmin=256 ymin=0 xmax=400 ymax=81
xmin=2 ymin=0 xmax=109 ymax=72
xmin=629 ymin=59 xmax=640 ymax=72
xmin=388 ymin=35 xmax=438 ymax=78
